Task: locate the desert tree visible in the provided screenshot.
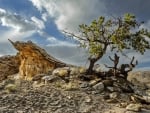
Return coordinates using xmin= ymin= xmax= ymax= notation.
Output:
xmin=63 ymin=13 xmax=150 ymax=74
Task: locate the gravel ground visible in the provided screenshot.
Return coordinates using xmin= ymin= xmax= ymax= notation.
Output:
xmin=0 ymin=79 xmax=149 ymax=113
xmin=0 ymin=79 xmax=112 ymax=113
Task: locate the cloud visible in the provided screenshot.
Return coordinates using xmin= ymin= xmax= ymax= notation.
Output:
xmin=41 ymin=13 xmax=48 ymax=22
xmin=0 ymin=8 xmax=35 ymax=32
xmin=38 ymin=30 xmax=77 ymax=46
xmin=0 ymin=8 xmax=45 ymax=42
xmin=44 ymin=45 xmax=88 ymax=66
xmin=0 ymin=7 xmax=77 ymax=56
xmin=29 ymin=0 xmax=150 ymax=33
xmin=0 ymin=1 xmax=150 ymax=70
xmin=140 ymin=20 xmax=150 ymax=31
xmin=0 ymin=29 xmax=35 ymax=42
xmin=31 ymin=16 xmax=45 ymax=29
xmin=0 ymin=42 xmax=17 ymax=56
xmin=0 ymin=7 xmax=47 ymax=57
xmin=29 ymin=0 xmax=106 ymax=32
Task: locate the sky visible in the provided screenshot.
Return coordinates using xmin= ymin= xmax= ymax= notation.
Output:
xmin=0 ymin=0 xmax=150 ymax=70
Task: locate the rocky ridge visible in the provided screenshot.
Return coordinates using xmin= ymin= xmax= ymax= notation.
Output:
xmin=0 ymin=40 xmax=150 ymax=113
xmin=0 ymin=55 xmax=20 ymax=81
xmin=8 ymin=39 xmax=72 ymax=81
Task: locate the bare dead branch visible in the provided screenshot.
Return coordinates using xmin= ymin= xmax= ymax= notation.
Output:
xmin=105 ymin=53 xmax=138 ymax=79
xmin=109 ymin=56 xmax=114 ymax=61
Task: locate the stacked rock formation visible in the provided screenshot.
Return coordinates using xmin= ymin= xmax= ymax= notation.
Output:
xmin=8 ymin=39 xmax=70 ymax=80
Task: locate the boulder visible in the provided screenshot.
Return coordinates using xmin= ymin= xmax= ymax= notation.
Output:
xmin=102 ymin=79 xmax=113 ymax=87
xmin=146 ymin=89 xmax=150 ymax=96
xmin=32 ymin=74 xmax=48 ymax=82
xmin=80 ymin=82 xmax=90 ymax=88
xmin=52 ymin=67 xmax=70 ymax=77
xmin=8 ymin=39 xmax=72 ymax=80
xmin=4 ymin=84 xmax=17 ymax=92
xmin=89 ymin=78 xmax=102 ymax=86
xmin=41 ymin=75 xmax=58 ymax=83
xmin=128 ymin=71 xmax=150 ymax=89
xmin=131 ymin=94 xmax=150 ymax=104
xmin=126 ymin=104 xmax=141 ymax=112
xmin=93 ymin=82 xmax=104 ymax=93
xmin=70 ymin=67 xmax=79 ymax=75
xmin=109 ymin=92 xmax=119 ymax=99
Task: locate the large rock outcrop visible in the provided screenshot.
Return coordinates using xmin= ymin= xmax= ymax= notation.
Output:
xmin=8 ymin=39 xmax=70 ymax=80
xmin=0 ymin=55 xmax=20 ymax=81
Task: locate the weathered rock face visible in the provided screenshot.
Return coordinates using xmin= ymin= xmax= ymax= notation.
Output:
xmin=128 ymin=71 xmax=150 ymax=89
xmin=0 ymin=55 xmax=20 ymax=81
xmin=8 ymin=39 xmax=69 ymax=80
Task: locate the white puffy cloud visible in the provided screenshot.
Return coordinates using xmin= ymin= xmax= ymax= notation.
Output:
xmin=0 ymin=8 xmax=35 ymax=32
xmin=46 ymin=37 xmax=77 ymax=47
xmin=29 ymin=0 xmax=106 ymax=32
xmin=0 ymin=8 xmax=6 ymax=14
xmin=0 ymin=8 xmax=45 ymax=42
xmin=31 ymin=16 xmax=45 ymax=29
xmin=0 ymin=29 xmax=35 ymax=42
xmin=41 ymin=13 xmax=48 ymax=21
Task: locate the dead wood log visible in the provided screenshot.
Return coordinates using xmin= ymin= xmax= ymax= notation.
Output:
xmin=105 ymin=54 xmax=138 ymax=79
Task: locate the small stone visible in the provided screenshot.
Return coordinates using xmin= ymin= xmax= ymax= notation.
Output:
xmin=109 ymin=92 xmax=119 ymax=99
xmin=3 ymin=79 xmax=15 ymax=85
xmin=117 ymin=102 xmax=128 ymax=108
xmin=130 ymin=95 xmax=148 ymax=103
xmin=102 ymin=95 xmax=110 ymax=100
xmin=146 ymin=89 xmax=150 ymax=96
xmin=106 ymin=98 xmax=118 ymax=103
xmin=0 ymin=82 xmax=5 ymax=90
xmin=126 ymin=104 xmax=141 ymax=112
xmin=33 ymin=82 xmax=44 ymax=88
xmin=41 ymin=75 xmax=58 ymax=83
xmin=52 ymin=68 xmax=69 ymax=77
xmin=142 ymin=96 xmax=150 ymax=103
xmin=80 ymin=82 xmax=89 ymax=88
xmin=93 ymin=82 xmax=104 ymax=93
xmin=102 ymin=79 xmax=113 ymax=87
xmin=32 ymin=74 xmax=47 ymax=82
xmin=89 ymin=78 xmax=102 ymax=86
xmin=107 ymin=87 xmax=114 ymax=92
xmin=120 ymin=93 xmax=131 ymax=102
xmin=85 ymin=96 xmax=92 ymax=103
xmin=4 ymin=84 xmax=17 ymax=92
xmin=70 ymin=67 xmax=79 ymax=75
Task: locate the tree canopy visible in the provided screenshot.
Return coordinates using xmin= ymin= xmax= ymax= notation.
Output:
xmin=64 ymin=13 xmax=150 ymax=74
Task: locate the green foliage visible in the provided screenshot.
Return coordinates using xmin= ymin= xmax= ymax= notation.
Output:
xmin=64 ymin=13 xmax=150 ymax=73
xmin=77 ymin=13 xmax=150 ymax=58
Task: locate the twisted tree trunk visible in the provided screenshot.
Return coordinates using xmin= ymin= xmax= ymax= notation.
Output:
xmin=87 ymin=45 xmax=108 ymax=75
